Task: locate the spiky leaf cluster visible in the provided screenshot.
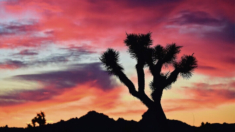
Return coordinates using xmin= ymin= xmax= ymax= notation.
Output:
xmin=174 ymin=55 xmax=197 ymax=78
xmin=163 ymin=44 xmax=182 ymax=64
xmin=152 ymin=44 xmax=182 ymax=64
xmin=124 ymin=33 xmax=152 ymax=63
xmin=100 ymin=49 xmax=123 ymax=75
xmin=153 ymin=45 xmax=165 ymax=61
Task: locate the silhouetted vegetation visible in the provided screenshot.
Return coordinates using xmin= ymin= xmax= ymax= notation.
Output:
xmin=31 ymin=111 xmax=46 ymax=127
xmin=26 ymin=124 xmax=32 ymax=129
xmin=0 ymin=111 xmax=234 ymax=132
xmin=100 ymin=33 xmax=197 ymax=132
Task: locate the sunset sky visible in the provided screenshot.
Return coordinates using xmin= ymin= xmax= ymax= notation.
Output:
xmin=0 ymin=0 xmax=234 ymax=127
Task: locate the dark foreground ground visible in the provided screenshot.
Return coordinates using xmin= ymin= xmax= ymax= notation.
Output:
xmin=1 ymin=111 xmax=234 ymax=132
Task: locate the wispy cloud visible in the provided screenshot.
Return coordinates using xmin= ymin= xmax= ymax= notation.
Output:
xmin=163 ymin=82 xmax=235 ymax=112
xmin=14 ymin=49 xmax=38 ymax=56
xmin=0 ymin=44 xmax=97 ymax=69
xmin=0 ymin=63 xmax=117 ymax=106
xmin=0 ymin=20 xmax=38 ymax=35
xmin=0 ymin=60 xmax=26 ymax=69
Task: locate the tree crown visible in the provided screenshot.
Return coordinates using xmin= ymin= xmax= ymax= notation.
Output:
xmin=100 ymin=33 xmax=197 ymax=102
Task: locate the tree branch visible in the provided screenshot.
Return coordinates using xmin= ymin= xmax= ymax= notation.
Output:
xmin=164 ymin=68 xmax=180 ymax=88
xmin=136 ymin=63 xmax=145 ymax=93
xmin=116 ymin=70 xmax=153 ymax=107
xmin=154 ymin=60 xmax=163 ymax=76
xmin=116 ymin=71 xmax=138 ymax=96
xmin=151 ymin=60 xmax=164 ymax=87
xmin=146 ymin=60 xmax=155 ymax=75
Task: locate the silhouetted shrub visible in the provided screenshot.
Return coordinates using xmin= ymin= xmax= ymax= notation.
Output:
xmin=201 ymin=122 xmax=205 ymax=127
xmin=26 ymin=124 xmax=33 ymax=128
xmin=31 ymin=111 xmax=46 ymax=127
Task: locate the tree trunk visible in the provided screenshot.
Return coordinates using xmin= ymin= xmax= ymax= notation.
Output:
xmin=139 ymin=103 xmax=168 ymax=132
xmin=139 ymin=88 xmax=169 ymax=132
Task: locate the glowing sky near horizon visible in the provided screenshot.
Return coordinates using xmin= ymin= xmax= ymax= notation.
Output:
xmin=0 ymin=0 xmax=234 ymax=127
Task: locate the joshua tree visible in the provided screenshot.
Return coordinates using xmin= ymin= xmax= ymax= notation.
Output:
xmin=31 ymin=111 xmax=46 ymax=127
xmin=100 ymin=33 xmax=197 ymax=132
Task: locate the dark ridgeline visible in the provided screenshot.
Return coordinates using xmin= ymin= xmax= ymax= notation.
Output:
xmin=100 ymin=33 xmax=197 ymax=132
xmin=0 ymin=111 xmax=234 ymax=132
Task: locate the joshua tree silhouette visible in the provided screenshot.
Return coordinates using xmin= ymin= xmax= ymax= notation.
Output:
xmin=31 ymin=111 xmax=46 ymax=127
xmin=100 ymin=33 xmax=197 ymax=132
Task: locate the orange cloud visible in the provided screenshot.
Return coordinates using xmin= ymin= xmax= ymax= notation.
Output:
xmin=162 ymin=82 xmax=235 ymax=112
xmin=0 ymin=82 xmax=123 ymax=127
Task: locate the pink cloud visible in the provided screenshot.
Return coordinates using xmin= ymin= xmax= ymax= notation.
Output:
xmin=163 ymin=82 xmax=235 ymax=112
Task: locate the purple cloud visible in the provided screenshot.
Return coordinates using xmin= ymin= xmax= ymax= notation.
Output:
xmin=14 ymin=63 xmax=116 ymax=90
xmin=170 ymin=10 xmax=223 ymax=26
xmin=129 ymin=0 xmax=182 ymax=7
xmin=0 ymin=63 xmax=117 ymax=106
xmin=14 ymin=49 xmax=38 ymax=56
xmin=0 ymin=60 xmax=27 ymax=69
xmin=0 ymin=20 xmax=38 ymax=35
xmin=206 ymin=21 xmax=235 ymax=43
xmin=169 ymin=10 xmax=235 ymax=43
xmin=60 ymin=44 xmax=95 ymax=57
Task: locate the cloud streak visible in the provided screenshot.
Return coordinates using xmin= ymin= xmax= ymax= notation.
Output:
xmin=0 ymin=44 xmax=96 ymax=69
xmin=0 ymin=63 xmax=117 ymax=106
xmin=163 ymin=82 xmax=235 ymax=112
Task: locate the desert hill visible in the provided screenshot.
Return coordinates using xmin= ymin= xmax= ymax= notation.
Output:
xmin=0 ymin=111 xmax=234 ymax=132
